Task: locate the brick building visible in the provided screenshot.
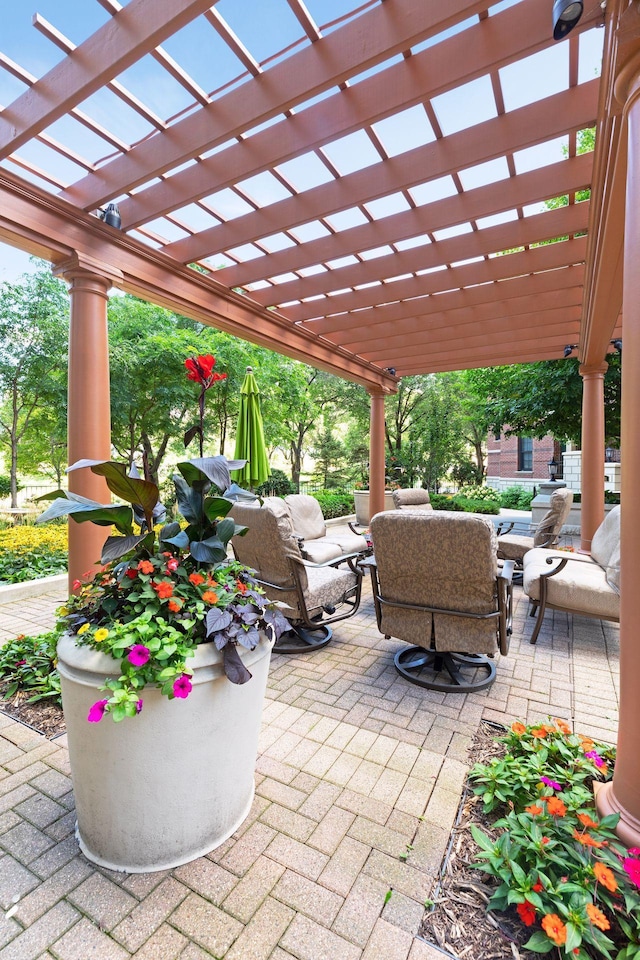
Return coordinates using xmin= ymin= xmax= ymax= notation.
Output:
xmin=486 ymin=432 xmax=564 ymax=493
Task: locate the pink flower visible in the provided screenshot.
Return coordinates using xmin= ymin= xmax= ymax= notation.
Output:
xmin=127 ymin=644 xmax=150 ymax=666
xmin=173 ymin=674 xmax=192 ymax=699
xmin=540 ymin=776 xmax=562 ymax=791
xmin=135 ymin=699 xmax=143 ymax=714
xmin=166 ymin=558 xmax=179 ymax=573
xmin=624 ymin=857 xmax=640 ymax=889
xmin=88 ymin=699 xmax=109 ymax=723
xmin=585 ymin=750 xmax=605 ymax=768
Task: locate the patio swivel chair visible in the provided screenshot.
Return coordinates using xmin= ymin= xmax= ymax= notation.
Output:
xmin=497 ymin=487 xmax=574 ymax=571
xmin=392 ymin=488 xmax=433 ymax=511
xmin=366 ymin=511 xmax=513 ymax=692
xmin=229 ymin=497 xmax=363 ymax=654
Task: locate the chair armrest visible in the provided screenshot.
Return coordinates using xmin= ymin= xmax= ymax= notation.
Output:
xmin=348 ymin=520 xmax=368 ymax=536
xmin=540 ymin=554 xmax=585 ymax=580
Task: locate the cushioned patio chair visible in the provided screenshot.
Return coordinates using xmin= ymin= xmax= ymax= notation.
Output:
xmin=365 ymin=511 xmax=513 ymax=692
xmin=391 ymin=488 xmax=433 ymax=511
xmin=229 ymin=497 xmax=363 ymax=653
xmin=284 ymin=493 xmax=369 ymax=563
xmin=497 ymin=487 xmax=574 ymax=569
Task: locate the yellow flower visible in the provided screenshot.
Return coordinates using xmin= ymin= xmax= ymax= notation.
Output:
xmin=93 ymin=628 xmax=109 ymax=643
xmin=77 ymin=623 xmax=91 ymax=635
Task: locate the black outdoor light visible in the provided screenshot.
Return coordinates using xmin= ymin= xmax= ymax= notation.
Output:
xmin=98 ymin=203 xmax=122 ymax=229
xmin=548 ymin=457 xmax=559 ymax=481
xmin=563 ymin=344 xmax=577 ymax=358
xmin=553 ymin=0 xmax=584 ymax=39
xmin=611 ymin=338 xmax=623 ymax=353
xmin=385 ymin=367 xmax=397 ymax=376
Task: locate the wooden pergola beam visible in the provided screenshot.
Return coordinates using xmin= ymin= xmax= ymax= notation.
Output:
xmin=0 ymin=0 xmax=216 ymax=159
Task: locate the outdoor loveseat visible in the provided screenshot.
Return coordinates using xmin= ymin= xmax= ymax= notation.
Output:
xmin=523 ymin=506 xmax=620 ymax=644
xmin=283 ymin=494 xmax=369 ymax=563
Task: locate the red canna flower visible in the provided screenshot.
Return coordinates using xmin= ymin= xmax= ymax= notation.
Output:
xmin=184 ymin=354 xmax=227 ymax=386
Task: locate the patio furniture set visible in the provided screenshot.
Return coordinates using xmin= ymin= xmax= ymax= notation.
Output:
xmin=229 ymin=493 xmax=621 ymax=694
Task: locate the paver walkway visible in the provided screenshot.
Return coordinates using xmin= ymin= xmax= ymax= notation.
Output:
xmin=0 ymin=571 xmax=619 ymax=959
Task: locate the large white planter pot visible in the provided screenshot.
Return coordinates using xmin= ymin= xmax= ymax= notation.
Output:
xmin=353 ymin=490 xmax=396 ymax=525
xmin=57 ymin=631 xmax=274 ymax=873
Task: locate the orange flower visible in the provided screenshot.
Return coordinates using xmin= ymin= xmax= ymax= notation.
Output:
xmin=137 ymin=559 xmax=154 ymax=574
xmin=189 ymin=572 xmax=205 ymax=586
xmin=579 ymin=735 xmax=595 ymax=751
xmin=586 ymin=903 xmax=610 ymax=931
xmin=594 ymin=862 xmax=617 ymax=892
xmin=202 ymin=590 xmax=219 ymax=604
xmin=541 ymin=913 xmax=567 ymax=946
xmin=153 ymin=581 xmax=174 ymax=599
xmin=555 ymin=718 xmax=572 ymax=735
xmin=168 ymin=599 xmax=182 ymax=613
xmin=531 ymin=727 xmax=548 ymax=738
xmin=577 ymin=812 xmax=599 ymax=830
xmin=573 ymin=829 xmax=606 ymax=849
xmin=545 ymin=796 xmax=567 ymax=817
xmin=525 ymin=804 xmax=543 ymax=816
xmin=236 ymin=580 xmax=247 ymax=594
xmin=511 ymin=722 xmax=527 ymax=735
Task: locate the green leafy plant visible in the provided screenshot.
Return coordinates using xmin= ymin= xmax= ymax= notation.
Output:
xmin=458 ymin=485 xmax=502 ymax=504
xmin=36 ymin=354 xmax=290 ymax=723
xmin=500 ymin=485 xmax=535 ymax=510
xmin=469 ymin=719 xmax=640 ymax=958
xmin=0 ymin=631 xmax=61 ymax=704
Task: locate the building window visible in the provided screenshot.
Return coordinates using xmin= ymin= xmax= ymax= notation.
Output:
xmin=518 ymin=436 xmax=533 ymax=471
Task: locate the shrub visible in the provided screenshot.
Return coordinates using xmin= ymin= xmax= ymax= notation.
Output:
xmin=430 ymin=494 xmax=464 ymax=511
xmin=458 ymin=484 xmax=501 ymax=504
xmin=256 ymin=469 xmax=296 ymax=497
xmin=0 ymin=630 xmax=61 ymax=705
xmin=500 ymin=485 xmax=534 ymax=510
xmin=572 ymin=492 xmax=620 ymax=505
xmin=0 ymin=475 xmax=13 ymax=498
xmin=314 ymin=489 xmax=355 ymax=519
xmin=453 ymin=496 xmax=500 ymax=515
xmin=0 ymin=525 xmax=68 ymax=583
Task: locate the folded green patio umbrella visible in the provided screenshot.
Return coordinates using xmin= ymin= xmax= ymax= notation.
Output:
xmin=232 ymin=366 xmax=270 ymax=491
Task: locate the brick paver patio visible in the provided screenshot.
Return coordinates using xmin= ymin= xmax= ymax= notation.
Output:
xmin=0 ymin=565 xmax=619 ymax=959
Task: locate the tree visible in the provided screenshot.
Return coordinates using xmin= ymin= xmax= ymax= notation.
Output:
xmin=464 ymin=356 xmax=621 ymax=447
xmin=0 ymin=264 xmax=69 ymax=506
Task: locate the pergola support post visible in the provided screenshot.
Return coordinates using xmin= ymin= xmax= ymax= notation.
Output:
xmin=596 ymin=57 xmax=640 ymax=847
xmin=53 ymin=255 xmax=123 ymax=593
xmin=368 ymin=389 xmax=386 ymax=520
xmin=578 ymin=361 xmax=608 ymax=551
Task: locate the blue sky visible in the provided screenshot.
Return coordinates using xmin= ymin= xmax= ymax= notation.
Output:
xmin=0 ymin=0 xmax=604 ymax=285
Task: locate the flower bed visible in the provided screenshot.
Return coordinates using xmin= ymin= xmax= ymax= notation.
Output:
xmin=469 ymin=720 xmax=640 ymax=958
xmin=0 ymin=524 xmax=67 ymax=583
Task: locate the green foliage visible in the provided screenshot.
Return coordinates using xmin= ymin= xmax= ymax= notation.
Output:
xmin=469 ymin=719 xmax=640 ymax=958
xmin=572 ymin=493 xmax=620 ymax=505
xmin=313 ymin=489 xmax=355 ymax=519
xmin=430 ymin=494 xmax=465 ymax=511
xmin=0 ymin=475 xmax=15 ymax=497
xmin=0 ymin=631 xmax=61 ymax=704
xmin=454 ymin=496 xmax=500 ymax=515
xmin=256 ymin=469 xmax=295 ymax=497
xmin=500 ymin=486 xmax=535 ymax=510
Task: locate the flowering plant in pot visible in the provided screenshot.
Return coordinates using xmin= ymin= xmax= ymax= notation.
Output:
xmin=35 ymin=354 xmax=291 ymax=871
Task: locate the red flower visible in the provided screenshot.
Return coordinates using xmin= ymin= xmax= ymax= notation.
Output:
xmin=545 ymin=796 xmax=567 ymax=817
xmin=137 ymin=559 xmax=154 ymax=574
xmin=517 ymin=901 xmax=536 ymax=926
xmin=185 ymin=355 xmax=227 ymax=387
xmin=168 ymin=599 xmax=182 ymax=613
xmin=532 ymin=881 xmax=544 ymax=893
xmin=236 ymin=580 xmax=247 ymax=594
xmin=166 ymin=558 xmax=179 ymax=573
xmin=189 ymin=572 xmax=205 ymax=586
xmin=125 ymin=568 xmax=138 ymax=579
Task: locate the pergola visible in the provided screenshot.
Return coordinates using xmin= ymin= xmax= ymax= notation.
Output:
xmin=0 ymin=0 xmax=639 ymax=843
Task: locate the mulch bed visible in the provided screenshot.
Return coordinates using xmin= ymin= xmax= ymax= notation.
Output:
xmin=419 ymin=722 xmax=537 ymax=960
xmin=0 ymin=685 xmax=65 ymax=738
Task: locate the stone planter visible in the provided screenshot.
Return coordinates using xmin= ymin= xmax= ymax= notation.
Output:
xmin=353 ymin=490 xmax=397 ymax=525
xmin=57 ymin=631 xmax=274 ymax=873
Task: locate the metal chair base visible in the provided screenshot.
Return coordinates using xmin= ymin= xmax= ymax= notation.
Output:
xmin=393 ymin=645 xmax=497 ymax=692
xmin=273 ymin=624 xmax=333 ymax=654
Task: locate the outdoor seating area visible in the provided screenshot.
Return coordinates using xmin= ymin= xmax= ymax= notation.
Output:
xmin=0 ymin=547 xmax=620 ymax=960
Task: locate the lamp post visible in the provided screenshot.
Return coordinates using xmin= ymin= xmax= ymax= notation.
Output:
xmin=548 ymin=457 xmax=559 ymax=481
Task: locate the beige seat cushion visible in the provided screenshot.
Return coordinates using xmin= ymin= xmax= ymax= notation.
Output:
xmin=497 ymin=534 xmax=534 ymax=562
xmin=299 ymin=540 xmax=343 ymax=564
xmin=523 ymin=547 xmax=620 ymax=619
xmin=322 ymin=531 xmax=369 ymax=555
xmin=285 ymin=494 xmax=326 ymax=540
xmin=606 ymin=543 xmax=620 ymax=595
xmin=590 ymin=506 xmax=620 ymax=569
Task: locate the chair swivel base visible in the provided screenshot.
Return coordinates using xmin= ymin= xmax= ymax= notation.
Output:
xmin=394 ymin=646 xmax=497 ymax=693
xmin=273 ymin=624 xmax=333 ymax=654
